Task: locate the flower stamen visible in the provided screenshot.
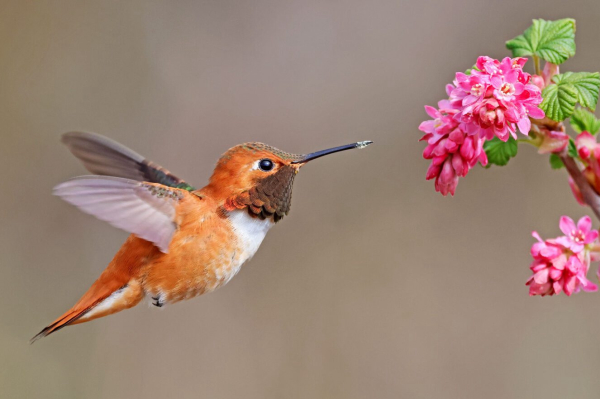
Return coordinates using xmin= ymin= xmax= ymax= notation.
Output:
xmin=500 ymin=82 xmax=515 ymax=96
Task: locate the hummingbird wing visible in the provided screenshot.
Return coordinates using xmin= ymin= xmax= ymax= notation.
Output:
xmin=54 ymin=176 xmax=187 ymax=253
xmin=61 ymin=132 xmax=196 ymax=191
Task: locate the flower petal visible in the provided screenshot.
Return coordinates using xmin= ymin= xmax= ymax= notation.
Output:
xmin=579 ymin=276 xmax=598 ymax=292
xmin=585 ymin=230 xmax=599 ymax=243
xmin=577 ymin=216 xmax=592 ymax=234
xmin=516 ymin=117 xmax=531 ymax=135
xmin=532 ymin=231 xmax=543 ymax=242
xmin=533 ymin=268 xmax=550 ymax=284
xmin=563 ymin=275 xmax=577 ymax=296
xmin=559 ymin=216 xmax=576 ymax=237
xmin=527 ymin=107 xmax=545 ymax=119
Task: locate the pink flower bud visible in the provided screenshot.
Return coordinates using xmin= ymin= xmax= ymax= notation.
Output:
xmin=420 ymin=105 xmax=487 ymax=195
xmin=444 ymin=139 xmax=459 ymax=153
xmin=579 ymin=147 xmax=591 ymax=159
xmin=435 ymin=158 xmax=459 ymax=196
xmin=426 ymin=163 xmax=441 ymax=180
xmin=452 ymin=153 xmax=466 ymax=177
xmin=460 ymin=136 xmax=475 ymax=160
xmin=537 ymin=129 xmax=569 ymax=154
xmin=531 ymin=75 xmax=545 ymax=90
xmin=542 ymin=62 xmax=559 ymax=87
xmin=575 ymin=132 xmax=598 ymax=161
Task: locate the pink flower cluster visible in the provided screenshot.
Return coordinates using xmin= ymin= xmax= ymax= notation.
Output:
xmin=569 ymin=132 xmax=600 ymax=205
xmin=451 ymin=56 xmax=545 ymax=141
xmin=419 ymin=56 xmax=545 ymax=196
xmin=420 ymin=102 xmax=487 ymax=195
xmin=527 ymin=216 xmax=600 ymax=296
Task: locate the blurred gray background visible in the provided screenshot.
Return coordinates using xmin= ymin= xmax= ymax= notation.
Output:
xmin=2 ymin=1 xmax=600 ymax=398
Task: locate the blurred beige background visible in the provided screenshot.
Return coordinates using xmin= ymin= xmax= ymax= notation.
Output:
xmin=2 ymin=1 xmax=600 ymax=398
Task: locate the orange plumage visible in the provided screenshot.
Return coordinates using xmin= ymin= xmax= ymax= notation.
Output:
xmin=32 ymin=133 xmax=371 ymax=342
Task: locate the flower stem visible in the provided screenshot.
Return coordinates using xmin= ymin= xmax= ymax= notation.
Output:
xmin=560 ymin=154 xmax=600 ymax=220
xmin=533 ymin=55 xmax=541 ymax=76
xmin=516 ymin=139 xmax=537 ymax=148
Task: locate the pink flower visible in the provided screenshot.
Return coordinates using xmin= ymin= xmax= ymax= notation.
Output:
xmin=418 ymin=101 xmax=460 ymax=145
xmin=449 ymin=56 xmax=545 ymax=142
xmin=530 ymin=231 xmax=565 ymax=261
xmin=555 ymin=216 xmax=599 ymax=253
xmin=537 ymin=129 xmax=569 ymax=154
xmin=419 ymin=104 xmax=488 ymax=196
xmin=531 ymin=63 xmax=560 ymax=90
xmin=526 ymin=230 xmax=598 ymax=296
xmin=576 ymin=131 xmax=600 ymax=161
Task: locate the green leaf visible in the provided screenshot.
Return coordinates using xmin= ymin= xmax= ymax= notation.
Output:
xmin=541 ymin=72 xmax=600 ymax=122
xmin=465 ymin=65 xmax=479 ymax=75
xmin=549 ymin=153 xmax=565 ymax=169
xmin=483 ymin=137 xmax=518 ymax=166
xmin=553 ymin=72 xmax=600 ymax=110
xmin=506 ymin=18 xmax=576 ymax=65
xmin=570 ymin=108 xmax=600 ymax=134
xmin=540 ymin=82 xmax=578 ymax=121
xmin=568 ymin=138 xmax=578 ymax=158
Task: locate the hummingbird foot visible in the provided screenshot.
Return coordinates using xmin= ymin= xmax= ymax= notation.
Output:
xmin=151 ymin=295 xmax=164 ymax=307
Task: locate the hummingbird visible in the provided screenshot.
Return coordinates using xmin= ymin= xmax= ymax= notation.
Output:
xmin=32 ymin=132 xmax=372 ymax=342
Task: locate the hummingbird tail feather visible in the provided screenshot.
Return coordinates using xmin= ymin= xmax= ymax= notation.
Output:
xmin=31 ymin=279 xmax=144 ymax=343
xmin=30 ymin=308 xmax=92 ymax=343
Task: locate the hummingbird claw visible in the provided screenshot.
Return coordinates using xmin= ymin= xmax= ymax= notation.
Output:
xmin=151 ymin=295 xmax=164 ymax=307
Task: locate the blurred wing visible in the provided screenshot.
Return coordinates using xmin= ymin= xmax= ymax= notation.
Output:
xmin=61 ymin=131 xmax=196 ymax=191
xmin=54 ymin=176 xmax=186 ymax=253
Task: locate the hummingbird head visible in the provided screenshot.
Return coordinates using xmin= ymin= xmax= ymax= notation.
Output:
xmin=207 ymin=141 xmax=372 ymax=222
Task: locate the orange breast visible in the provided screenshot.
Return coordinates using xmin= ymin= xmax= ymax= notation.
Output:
xmin=134 ymin=193 xmax=245 ymax=304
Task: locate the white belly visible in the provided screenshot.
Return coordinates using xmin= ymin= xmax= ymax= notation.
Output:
xmin=228 ymin=210 xmax=274 ymax=266
xmin=210 ymin=209 xmax=274 ymax=288
xmin=196 ymin=211 xmax=272 ymax=295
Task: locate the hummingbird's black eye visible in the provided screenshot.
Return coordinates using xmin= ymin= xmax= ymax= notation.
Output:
xmin=258 ymin=159 xmax=274 ymax=172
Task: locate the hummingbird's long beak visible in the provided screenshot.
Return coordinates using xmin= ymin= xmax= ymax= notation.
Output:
xmin=291 ymin=141 xmax=373 ymax=164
